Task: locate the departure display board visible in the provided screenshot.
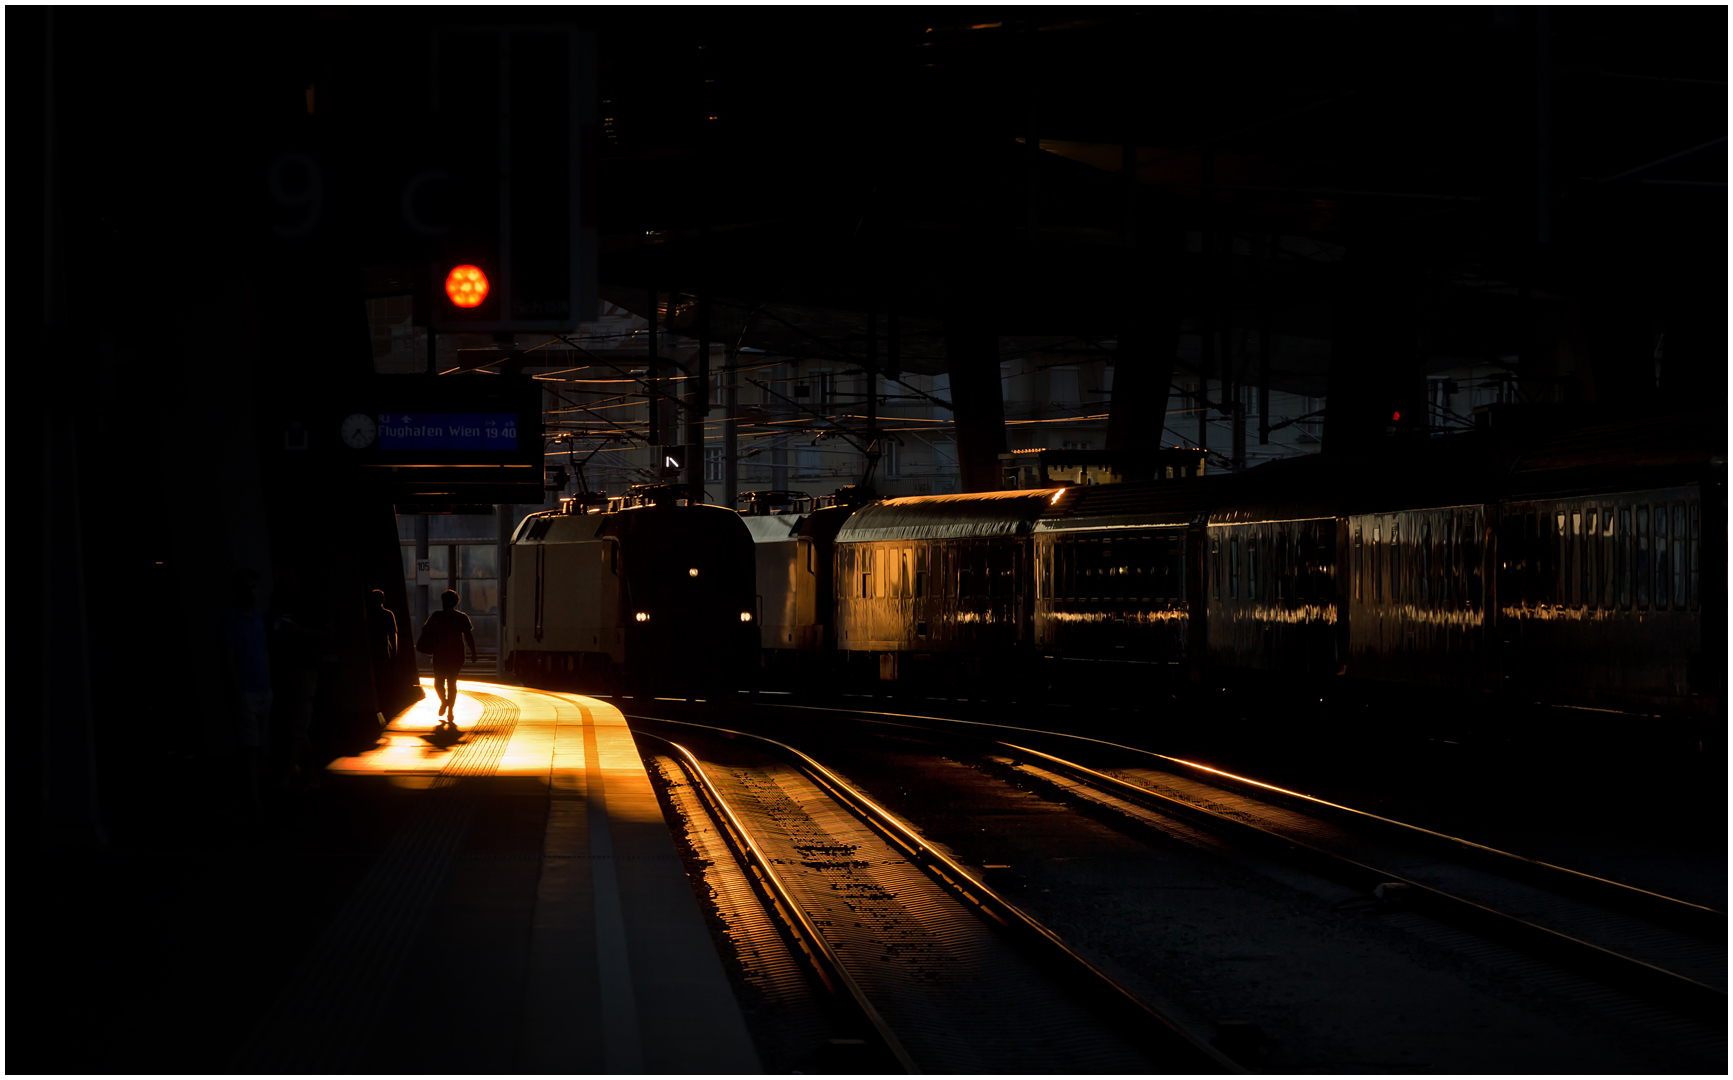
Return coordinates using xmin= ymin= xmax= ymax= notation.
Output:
xmin=378 ymin=412 xmax=519 ymax=452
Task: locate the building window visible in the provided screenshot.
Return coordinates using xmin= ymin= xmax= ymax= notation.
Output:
xmin=705 ymin=448 xmax=724 ymax=482
xmin=1048 ymin=366 xmax=1079 ymax=404
xmin=883 ymin=439 xmax=900 ymax=477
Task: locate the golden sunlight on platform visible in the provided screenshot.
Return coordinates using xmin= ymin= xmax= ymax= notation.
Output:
xmin=323 ymin=680 xmax=668 ymax=821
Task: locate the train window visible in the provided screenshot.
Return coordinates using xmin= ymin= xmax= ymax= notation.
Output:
xmin=901 ymin=548 xmax=912 ymax=600
xmin=1229 ymin=537 xmax=1240 ymax=599
xmin=1247 ymin=536 xmax=1259 ymax=602
xmin=1584 ymin=510 xmax=1597 ymax=609
xmin=1442 ymin=518 xmax=1455 ymax=608
xmin=1568 ymin=512 xmax=1580 ymax=607
xmin=1634 ymin=506 xmax=1650 ymax=607
xmin=1654 ymin=506 xmax=1670 ymax=609
xmin=1688 ymin=502 xmax=1700 ymax=609
xmin=1210 ymin=539 xmax=1221 ymax=601
xmin=1618 ymin=507 xmax=1632 ymax=608
xmin=804 ymin=539 xmax=815 ymax=575
xmin=862 ymin=571 xmax=871 ymax=598
xmin=1370 ymin=525 xmax=1380 ymax=603
xmin=1176 ymin=537 xmax=1186 ymax=602
xmin=1419 ymin=521 xmax=1431 ymax=606
xmin=1554 ymin=511 xmax=1567 ymax=606
xmin=1538 ymin=509 xmax=1552 ymax=603
xmin=1390 ymin=521 xmax=1400 ymax=604
xmin=1671 ymin=503 xmax=1687 ymax=610
xmin=1518 ymin=511 xmax=1533 ymax=605
xmin=958 ymin=567 xmax=972 ymax=599
xmin=915 ymin=570 xmax=928 ymax=599
xmin=1353 ymin=525 xmax=1362 ymax=602
xmin=1272 ymin=532 xmax=1284 ymax=604
xmin=1600 ymin=509 xmax=1614 ymax=608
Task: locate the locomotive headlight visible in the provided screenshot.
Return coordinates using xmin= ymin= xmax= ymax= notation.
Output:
xmin=635 ymin=612 xmax=651 ymax=622
xmin=740 ymin=612 xmax=752 ymax=622
xmin=688 ymin=568 xmax=699 ymax=577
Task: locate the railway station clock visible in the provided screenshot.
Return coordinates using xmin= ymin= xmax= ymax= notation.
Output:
xmin=340 ymin=412 xmax=378 ymax=449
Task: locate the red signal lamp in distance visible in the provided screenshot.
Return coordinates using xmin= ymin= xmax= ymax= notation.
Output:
xmin=445 ymin=265 xmax=490 ymax=308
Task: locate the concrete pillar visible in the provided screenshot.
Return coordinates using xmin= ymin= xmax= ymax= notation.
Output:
xmin=1108 ymin=234 xmax=1183 ymax=478
xmin=1324 ymin=235 xmax=1426 ymax=453
xmin=941 ymin=325 xmax=1008 ymax=493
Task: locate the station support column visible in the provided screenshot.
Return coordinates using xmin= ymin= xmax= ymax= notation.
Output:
xmin=1107 ymin=231 xmax=1183 ymax=479
xmin=941 ymin=323 xmax=1008 ymax=493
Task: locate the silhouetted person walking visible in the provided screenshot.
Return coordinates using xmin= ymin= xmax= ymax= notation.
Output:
xmin=222 ymin=569 xmax=273 ymax=811
xmin=365 ymin=589 xmax=400 ymax=711
xmin=418 ymin=589 xmax=476 ymax=724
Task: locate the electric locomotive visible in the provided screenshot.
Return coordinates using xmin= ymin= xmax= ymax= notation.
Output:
xmin=505 ymin=484 xmax=758 ymax=695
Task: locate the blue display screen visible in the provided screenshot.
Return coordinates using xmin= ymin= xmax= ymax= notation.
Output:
xmin=378 ymin=412 xmax=518 ymax=452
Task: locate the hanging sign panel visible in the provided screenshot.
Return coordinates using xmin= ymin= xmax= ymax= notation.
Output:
xmin=378 ymin=412 xmax=519 ymax=452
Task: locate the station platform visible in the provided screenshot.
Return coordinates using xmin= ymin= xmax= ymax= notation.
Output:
xmin=235 ymin=678 xmax=763 ymax=1074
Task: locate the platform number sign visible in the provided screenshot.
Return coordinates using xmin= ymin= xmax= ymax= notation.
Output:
xmin=416 ymin=559 xmax=432 ymax=586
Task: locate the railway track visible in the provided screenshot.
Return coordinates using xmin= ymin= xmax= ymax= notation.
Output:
xmin=631 ymin=717 xmax=1239 ymax=1074
xmin=629 ymin=698 xmax=1726 ymax=1071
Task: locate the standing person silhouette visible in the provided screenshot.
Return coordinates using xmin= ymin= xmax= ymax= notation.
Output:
xmin=418 ymin=589 xmax=476 ymax=724
xmin=222 ymin=569 xmax=273 ymax=811
xmin=365 ymin=589 xmax=400 ymax=711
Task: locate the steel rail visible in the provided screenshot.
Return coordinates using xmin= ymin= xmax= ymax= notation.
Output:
xmin=992 ymin=738 xmax=1727 ymax=1027
xmin=634 ymin=730 xmax=920 ymax=1074
xmin=632 ymin=713 xmax=1242 ymax=1074
xmin=740 ymin=699 xmax=1727 ymax=939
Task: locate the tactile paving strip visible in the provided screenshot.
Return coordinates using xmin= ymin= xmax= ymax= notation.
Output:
xmin=230 ymin=691 xmax=519 ymax=1073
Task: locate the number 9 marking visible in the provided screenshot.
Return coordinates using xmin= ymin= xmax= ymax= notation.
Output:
xmin=267 ymin=152 xmax=323 ymax=238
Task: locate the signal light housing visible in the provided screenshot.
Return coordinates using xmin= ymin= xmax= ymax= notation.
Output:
xmin=445 ymin=265 xmax=490 ymax=308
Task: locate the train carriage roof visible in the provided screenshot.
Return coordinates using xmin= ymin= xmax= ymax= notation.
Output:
xmin=1501 ymin=409 xmax=1722 ymax=497
xmin=1036 ymin=478 xmax=1226 ymax=532
xmin=835 ymin=489 xmax=1062 ymax=542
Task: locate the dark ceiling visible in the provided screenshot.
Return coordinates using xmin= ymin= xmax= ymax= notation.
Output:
xmin=22 ymin=6 xmax=1728 ymax=404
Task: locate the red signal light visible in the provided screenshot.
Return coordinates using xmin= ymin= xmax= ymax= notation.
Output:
xmin=1391 ymin=410 xmax=1401 ymax=422
xmin=445 ymin=265 xmax=489 ymax=308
